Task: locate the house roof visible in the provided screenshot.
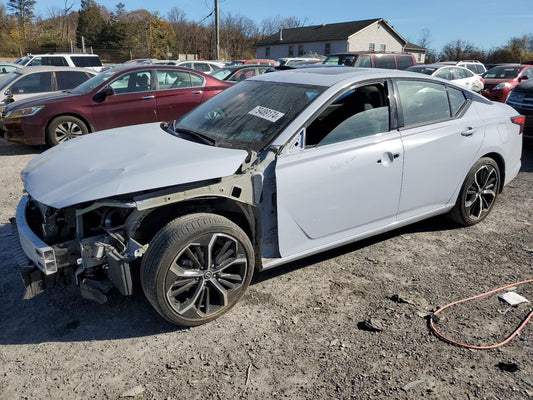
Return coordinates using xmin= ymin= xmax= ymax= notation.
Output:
xmin=256 ymin=18 xmax=383 ymax=46
xmin=404 ymin=42 xmax=426 ymax=52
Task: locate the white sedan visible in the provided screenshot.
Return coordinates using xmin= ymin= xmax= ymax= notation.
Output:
xmin=13 ymin=68 xmax=523 ymax=326
xmin=407 ymin=64 xmax=484 ymax=92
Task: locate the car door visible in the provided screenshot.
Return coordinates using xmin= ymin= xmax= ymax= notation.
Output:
xmin=275 ymin=81 xmax=404 ymax=257
xmin=154 ymin=69 xmax=206 ymax=122
xmin=394 ymin=80 xmax=484 ymax=220
xmin=90 ymin=70 xmax=156 ymax=130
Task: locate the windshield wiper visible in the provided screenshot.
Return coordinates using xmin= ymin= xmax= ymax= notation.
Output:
xmin=171 ymin=124 xmax=216 ymax=146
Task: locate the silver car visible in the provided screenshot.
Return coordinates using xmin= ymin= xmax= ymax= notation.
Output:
xmin=12 ymin=68 xmax=523 ymax=326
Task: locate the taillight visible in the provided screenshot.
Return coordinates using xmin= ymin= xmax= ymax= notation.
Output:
xmin=511 ymin=115 xmax=525 ymax=134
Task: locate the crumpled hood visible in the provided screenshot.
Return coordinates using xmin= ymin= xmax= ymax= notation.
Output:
xmin=22 ymin=123 xmax=249 ymax=209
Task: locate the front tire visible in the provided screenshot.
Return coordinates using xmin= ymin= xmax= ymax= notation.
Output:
xmin=141 ymin=213 xmax=254 ymax=327
xmin=448 ymin=157 xmax=500 ymax=226
xmin=46 ymin=115 xmax=89 ymax=146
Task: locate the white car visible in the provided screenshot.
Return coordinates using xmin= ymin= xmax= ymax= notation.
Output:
xmin=0 ymin=66 xmax=96 ymax=113
xmin=12 ymin=68 xmax=523 ymax=327
xmin=172 ymin=60 xmax=225 ymax=73
xmin=407 ymin=64 xmax=484 ymax=92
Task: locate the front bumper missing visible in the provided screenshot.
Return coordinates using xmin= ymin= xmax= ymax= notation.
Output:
xmin=14 ymin=195 xmax=58 ymax=274
xmin=10 ymin=216 xmax=47 ymax=299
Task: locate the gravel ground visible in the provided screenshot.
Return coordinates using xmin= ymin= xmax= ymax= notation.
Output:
xmin=0 ymin=139 xmax=532 ymax=400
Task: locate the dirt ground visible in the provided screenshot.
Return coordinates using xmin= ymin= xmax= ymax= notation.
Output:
xmin=0 ymin=139 xmax=531 ymax=400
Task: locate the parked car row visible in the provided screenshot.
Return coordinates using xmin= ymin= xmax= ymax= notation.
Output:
xmin=1 ymin=64 xmax=231 ymax=146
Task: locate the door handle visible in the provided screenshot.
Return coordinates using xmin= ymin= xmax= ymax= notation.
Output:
xmin=461 ymin=127 xmax=478 ymax=136
xmin=192 ymin=91 xmax=203 ymax=94
xmin=141 ymin=95 xmax=155 ymax=100
xmin=377 ymin=152 xmax=400 ymax=165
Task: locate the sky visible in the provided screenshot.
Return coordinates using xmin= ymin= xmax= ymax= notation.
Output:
xmin=31 ymin=0 xmax=533 ymax=52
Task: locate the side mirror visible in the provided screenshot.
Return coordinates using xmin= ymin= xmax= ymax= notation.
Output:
xmin=519 ymin=75 xmax=529 ymax=82
xmin=93 ymin=87 xmax=114 ymax=102
xmin=101 ymin=87 xmax=115 ymax=97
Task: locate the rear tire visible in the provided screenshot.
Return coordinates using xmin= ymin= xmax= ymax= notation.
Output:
xmin=141 ymin=213 xmax=254 ymax=327
xmin=46 ymin=116 xmax=89 ymax=146
xmin=448 ymin=157 xmax=500 ymax=226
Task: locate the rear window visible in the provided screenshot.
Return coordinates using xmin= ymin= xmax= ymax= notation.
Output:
xmin=483 ymin=67 xmax=521 ymax=79
xmin=396 ymin=55 xmax=415 ymax=70
xmin=56 ymin=71 xmax=92 ymax=90
xmin=71 ymin=56 xmax=102 ymax=68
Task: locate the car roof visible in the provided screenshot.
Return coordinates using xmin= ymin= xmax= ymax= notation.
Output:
xmin=250 ymin=66 xmax=422 ymax=87
xmin=14 ymin=66 xmax=97 ymax=75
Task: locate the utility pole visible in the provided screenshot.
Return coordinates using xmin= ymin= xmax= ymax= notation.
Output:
xmin=215 ymin=0 xmax=220 ymax=60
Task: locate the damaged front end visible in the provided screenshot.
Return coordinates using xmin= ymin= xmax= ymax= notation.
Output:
xmin=11 ymin=194 xmax=146 ymax=303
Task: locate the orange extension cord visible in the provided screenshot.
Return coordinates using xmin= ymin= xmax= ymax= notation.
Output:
xmin=429 ymin=279 xmax=533 ymax=350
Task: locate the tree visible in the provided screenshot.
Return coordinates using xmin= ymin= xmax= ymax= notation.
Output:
xmin=416 ymin=28 xmax=437 ymax=63
xmin=259 ymin=15 xmax=307 ymax=37
xmin=7 ymin=0 xmax=36 ymax=49
xmin=439 ymin=40 xmax=484 ymax=61
xmin=76 ymin=0 xmax=105 ymax=49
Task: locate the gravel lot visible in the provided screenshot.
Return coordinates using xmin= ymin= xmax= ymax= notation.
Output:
xmin=0 ymin=139 xmax=532 ymax=400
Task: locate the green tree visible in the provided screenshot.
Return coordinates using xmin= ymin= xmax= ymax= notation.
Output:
xmin=76 ymin=0 xmax=105 ymax=49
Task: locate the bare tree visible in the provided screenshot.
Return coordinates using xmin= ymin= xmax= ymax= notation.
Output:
xmin=259 ymin=15 xmax=308 ymax=37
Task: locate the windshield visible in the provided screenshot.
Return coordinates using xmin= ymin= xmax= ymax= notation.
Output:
xmin=71 ymin=69 xmax=117 ymax=94
xmin=210 ymin=68 xmax=233 ymax=80
xmin=174 ymin=80 xmax=325 ymax=152
xmin=482 ymin=66 xmax=521 ymax=79
xmin=14 ymin=55 xmax=32 ymax=65
xmin=0 ymin=71 xmax=19 ymax=89
xmin=407 ymin=66 xmax=438 ymax=75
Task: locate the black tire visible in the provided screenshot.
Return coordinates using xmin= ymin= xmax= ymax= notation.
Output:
xmin=46 ymin=115 xmax=89 ymax=146
xmin=448 ymin=157 xmax=500 ymax=226
xmin=140 ymin=213 xmax=254 ymax=327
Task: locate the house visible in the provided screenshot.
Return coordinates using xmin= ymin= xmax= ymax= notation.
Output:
xmin=256 ymin=18 xmax=426 ymax=64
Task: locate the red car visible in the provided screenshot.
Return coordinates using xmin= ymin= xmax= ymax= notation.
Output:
xmin=481 ymin=64 xmax=533 ymax=102
xmin=1 ymin=65 xmax=231 ymax=145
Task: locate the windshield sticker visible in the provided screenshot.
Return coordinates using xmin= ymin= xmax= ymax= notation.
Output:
xmin=248 ymin=106 xmax=285 ymax=122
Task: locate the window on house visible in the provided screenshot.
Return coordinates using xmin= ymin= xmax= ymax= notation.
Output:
xmin=369 ymin=43 xmax=375 ymax=51
xmin=288 ymin=45 xmax=294 ymax=56
xmin=298 ymin=45 xmax=304 ymax=56
xmin=325 ymin=43 xmax=331 ymax=55
xmin=380 ymin=44 xmax=386 ymax=52
xmin=265 ymin=47 xmax=270 ymax=58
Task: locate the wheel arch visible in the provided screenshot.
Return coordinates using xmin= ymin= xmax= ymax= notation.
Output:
xmin=45 ymin=113 xmax=94 ymax=137
xmin=479 ymin=151 xmax=505 ymax=193
xmin=132 ymin=196 xmax=262 ymax=267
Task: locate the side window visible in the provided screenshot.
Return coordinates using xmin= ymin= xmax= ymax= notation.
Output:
xmin=10 ymin=72 xmax=52 ymax=94
xmin=110 ymin=71 xmax=152 ymax=93
xmin=55 ymin=71 xmax=91 ymax=90
xmin=229 ymin=68 xmax=255 ymax=82
xmin=157 ymin=70 xmax=193 ymax=89
xmin=49 ymin=57 xmax=69 ymax=66
xmin=521 ymin=68 xmax=533 ymax=78
xmin=448 ymin=87 xmax=467 ymax=116
xmin=354 ymin=55 xmax=371 ymax=68
xmin=194 ymin=63 xmax=210 ymax=72
xmin=396 ymin=55 xmax=414 ymax=70
xmin=305 ymin=83 xmax=390 ymax=147
xmin=374 ymin=55 xmax=395 ymax=69
xmin=396 ymin=80 xmax=451 ymax=126
xmin=434 ymin=68 xmax=451 ymax=80
xmin=28 ymin=57 xmax=42 ymax=66
xmin=189 ymin=72 xmax=204 ymax=87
